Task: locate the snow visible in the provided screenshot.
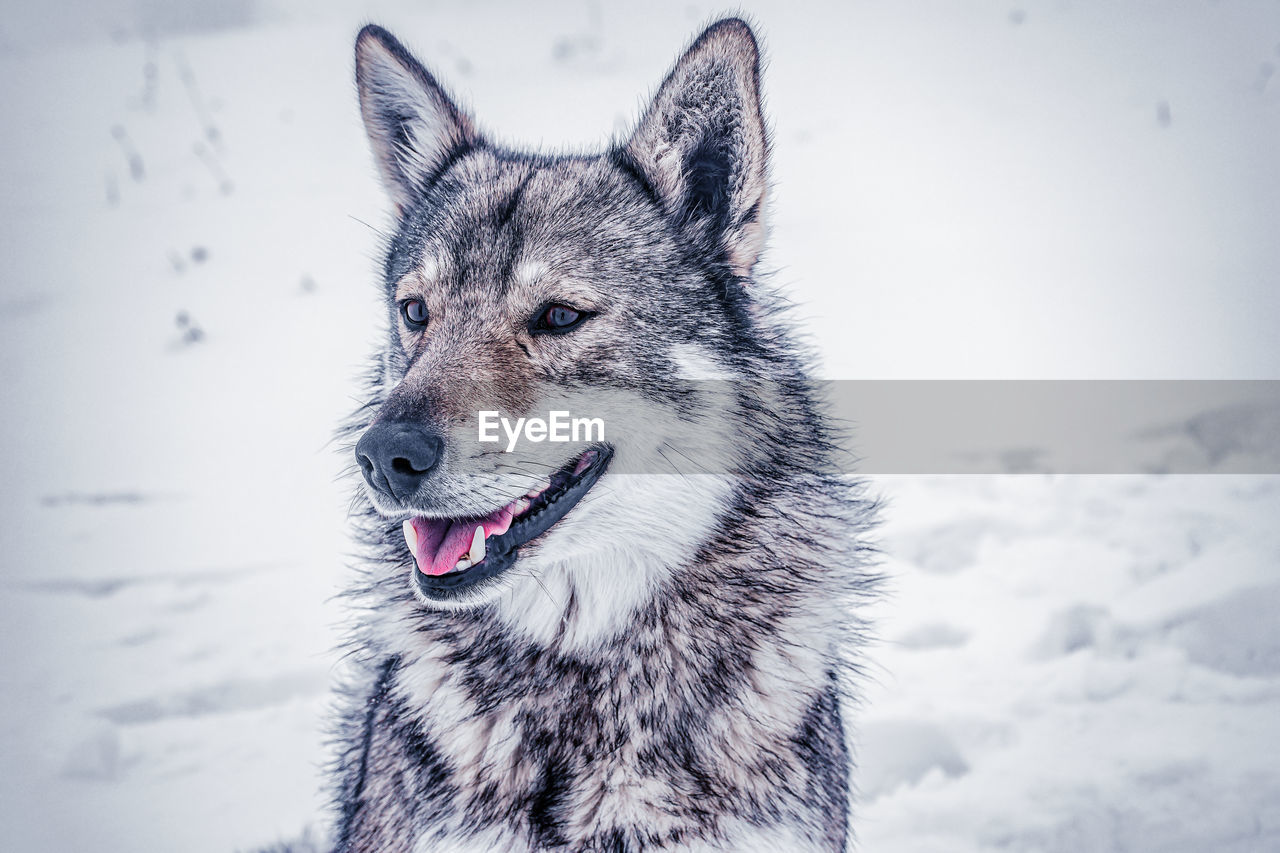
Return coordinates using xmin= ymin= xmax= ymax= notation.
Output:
xmin=861 ymin=476 xmax=1280 ymax=852
xmin=0 ymin=1 xmax=1277 ymax=851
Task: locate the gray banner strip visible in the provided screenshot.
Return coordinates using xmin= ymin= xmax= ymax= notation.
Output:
xmin=454 ymin=381 xmax=1280 ymax=475
xmin=827 ymin=380 xmax=1280 ymax=474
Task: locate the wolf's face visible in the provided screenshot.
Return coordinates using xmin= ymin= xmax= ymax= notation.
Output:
xmin=351 ymin=21 xmax=771 ymax=641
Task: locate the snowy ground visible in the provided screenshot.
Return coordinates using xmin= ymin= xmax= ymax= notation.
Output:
xmin=1 ymin=1 xmax=1278 ymax=851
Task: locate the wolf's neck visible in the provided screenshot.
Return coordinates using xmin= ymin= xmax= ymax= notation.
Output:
xmin=388 ymin=539 xmax=839 ymax=736
xmin=365 ymin=565 xmax=844 ymax=849
xmin=484 ymin=546 xmax=676 ymax=650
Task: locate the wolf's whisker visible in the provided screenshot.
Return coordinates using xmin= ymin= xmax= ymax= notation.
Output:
xmin=656 ymin=445 xmax=696 ymax=483
xmin=349 ymin=215 xmax=391 ymax=239
xmin=659 ymin=442 xmax=715 ymax=476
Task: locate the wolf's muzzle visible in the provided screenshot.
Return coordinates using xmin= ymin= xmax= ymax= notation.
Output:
xmin=355 ymin=421 xmax=443 ymax=502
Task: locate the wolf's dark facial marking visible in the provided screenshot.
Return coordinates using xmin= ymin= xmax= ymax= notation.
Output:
xmin=331 ymin=18 xmax=880 ymax=853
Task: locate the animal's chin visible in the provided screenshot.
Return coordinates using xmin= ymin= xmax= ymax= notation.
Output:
xmin=399 ymin=446 xmax=613 ymax=603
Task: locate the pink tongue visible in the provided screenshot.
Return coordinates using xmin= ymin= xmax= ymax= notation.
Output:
xmin=409 ymin=505 xmax=514 ymax=576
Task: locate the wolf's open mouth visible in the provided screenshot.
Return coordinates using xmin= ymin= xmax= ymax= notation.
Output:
xmin=401 ymin=446 xmax=612 ymax=600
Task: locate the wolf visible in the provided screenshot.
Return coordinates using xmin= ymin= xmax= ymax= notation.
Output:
xmin=325 ymin=17 xmax=879 ymax=853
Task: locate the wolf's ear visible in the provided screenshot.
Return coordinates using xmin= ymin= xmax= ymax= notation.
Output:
xmin=355 ymin=25 xmax=480 ymax=215
xmin=625 ymin=18 xmax=769 ymax=278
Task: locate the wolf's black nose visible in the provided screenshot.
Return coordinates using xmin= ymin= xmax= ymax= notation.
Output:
xmin=355 ymin=421 xmax=444 ymax=501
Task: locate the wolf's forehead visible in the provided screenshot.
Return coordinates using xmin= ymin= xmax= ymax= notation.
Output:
xmin=409 ymin=213 xmax=579 ymax=285
xmin=407 ymin=253 xmax=527 ymax=283
xmin=511 ymin=261 xmax=547 ymax=288
xmin=387 ymin=154 xmax=644 ymax=295
xmin=404 ymin=247 xmax=553 ymax=295
xmin=405 ymin=254 xmax=599 ymax=306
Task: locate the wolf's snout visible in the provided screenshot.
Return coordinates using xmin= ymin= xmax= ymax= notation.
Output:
xmin=355 ymin=421 xmax=443 ymax=501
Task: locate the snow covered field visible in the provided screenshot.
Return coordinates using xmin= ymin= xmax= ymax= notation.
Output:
xmin=1 ymin=1 xmax=1278 ymax=850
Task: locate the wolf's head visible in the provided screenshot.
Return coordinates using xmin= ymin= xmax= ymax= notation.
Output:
xmin=350 ymin=19 xmax=819 ymax=645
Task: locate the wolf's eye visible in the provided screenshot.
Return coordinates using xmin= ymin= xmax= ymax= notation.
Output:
xmin=400 ymin=298 xmax=429 ymax=328
xmin=532 ymin=303 xmax=587 ymax=335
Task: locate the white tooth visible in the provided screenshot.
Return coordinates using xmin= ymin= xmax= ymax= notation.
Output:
xmin=402 ymin=520 xmax=418 ymax=554
xmin=454 ymin=558 xmax=472 ymax=571
xmin=469 ymin=525 xmax=486 ymax=563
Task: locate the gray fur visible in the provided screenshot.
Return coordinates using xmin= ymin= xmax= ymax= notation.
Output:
xmin=317 ymin=18 xmax=880 ymax=853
